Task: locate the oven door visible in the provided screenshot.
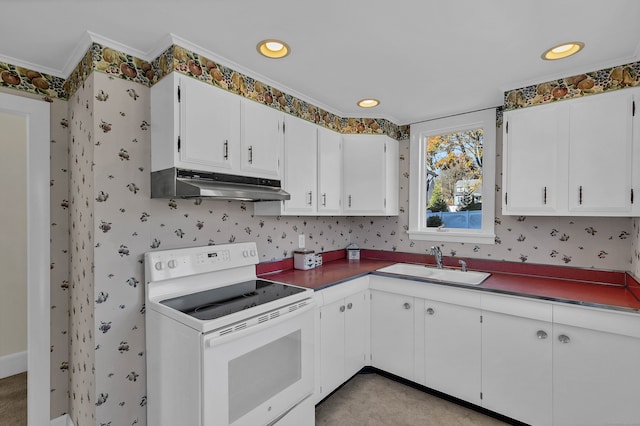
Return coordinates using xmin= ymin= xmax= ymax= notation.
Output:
xmin=202 ymin=301 xmax=314 ymax=426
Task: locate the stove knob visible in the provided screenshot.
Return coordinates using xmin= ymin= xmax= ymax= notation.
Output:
xmin=242 ymin=250 xmax=249 ymax=257
xmin=250 ymin=249 xmax=256 ymax=257
xmin=154 ymin=262 xmax=163 ymax=271
xmin=167 ymin=259 xmax=177 ymax=269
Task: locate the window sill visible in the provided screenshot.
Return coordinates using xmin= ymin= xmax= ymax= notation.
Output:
xmin=407 ymin=229 xmax=496 ymax=245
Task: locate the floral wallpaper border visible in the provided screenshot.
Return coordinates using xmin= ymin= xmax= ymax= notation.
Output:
xmin=504 ymin=60 xmax=640 ymax=110
xmin=153 ymin=44 xmax=410 ymax=140
xmin=1 ymin=39 xmax=408 ymax=142
xmin=0 ymin=61 xmax=66 ymax=100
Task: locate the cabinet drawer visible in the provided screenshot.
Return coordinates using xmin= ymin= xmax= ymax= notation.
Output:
xmin=554 ymin=304 xmax=640 ymax=338
xmin=481 ymin=293 xmax=552 ymax=322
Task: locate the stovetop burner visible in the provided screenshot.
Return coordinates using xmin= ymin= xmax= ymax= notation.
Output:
xmin=160 ymin=279 xmax=306 ymax=321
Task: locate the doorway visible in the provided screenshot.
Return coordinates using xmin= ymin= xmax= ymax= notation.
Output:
xmin=0 ymin=92 xmax=51 ymax=425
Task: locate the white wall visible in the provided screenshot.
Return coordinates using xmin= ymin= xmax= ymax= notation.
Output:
xmin=0 ymin=112 xmax=27 ymax=359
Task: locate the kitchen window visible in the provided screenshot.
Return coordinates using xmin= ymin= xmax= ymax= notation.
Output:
xmin=408 ymin=109 xmax=496 ymax=244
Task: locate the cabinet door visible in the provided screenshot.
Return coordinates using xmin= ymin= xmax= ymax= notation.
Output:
xmin=283 ymin=116 xmax=317 ymax=213
xmin=424 ymin=300 xmax=481 ymax=405
xmin=370 ymin=290 xmax=414 ymax=380
xmin=317 ymin=127 xmax=342 ymax=214
xmin=241 ymin=99 xmax=283 ymax=179
xmin=553 ymin=324 xmax=640 ymax=425
xmin=502 ymin=104 xmax=566 ymax=214
xmin=568 ymin=90 xmax=634 ymax=213
xmin=179 ymin=76 xmax=241 ymax=172
xmin=481 ymin=311 xmax=552 ymax=426
xmin=344 ymin=291 xmax=368 ymax=378
xmin=319 ymin=299 xmax=346 ymax=399
xmin=343 ymin=135 xmax=387 ymax=214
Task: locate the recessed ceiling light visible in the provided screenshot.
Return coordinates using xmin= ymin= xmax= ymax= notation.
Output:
xmin=541 ymin=42 xmax=584 ymax=60
xmin=257 ymin=39 xmax=290 ymax=59
xmin=357 ymin=98 xmax=380 ymax=108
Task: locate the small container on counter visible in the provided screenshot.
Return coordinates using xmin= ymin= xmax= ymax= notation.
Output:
xmin=294 ymin=249 xmax=316 ymax=270
xmin=315 ymin=253 xmax=323 ymax=267
xmin=346 ymin=243 xmax=360 ymax=260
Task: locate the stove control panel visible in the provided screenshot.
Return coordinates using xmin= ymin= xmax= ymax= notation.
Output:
xmin=145 ymin=242 xmax=259 ymax=282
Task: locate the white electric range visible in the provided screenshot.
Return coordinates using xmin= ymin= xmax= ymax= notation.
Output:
xmin=145 ymin=242 xmax=315 ymax=426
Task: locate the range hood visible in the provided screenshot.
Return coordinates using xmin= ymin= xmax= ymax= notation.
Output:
xmin=151 ymin=168 xmax=290 ymax=201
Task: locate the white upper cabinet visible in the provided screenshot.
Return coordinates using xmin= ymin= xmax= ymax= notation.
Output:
xmin=317 ymin=127 xmax=343 ymax=214
xmin=343 ymin=135 xmax=399 ymax=216
xmin=502 ymin=102 xmax=567 ymax=214
xmin=253 ymin=119 xmax=344 ymax=216
xmin=240 ymin=97 xmax=283 ymax=179
xmin=151 ymin=73 xmax=241 ymax=174
xmin=502 ymin=88 xmax=640 ymax=216
xmin=568 ymin=90 xmax=634 ymax=213
xmin=281 ymin=115 xmax=318 ymax=213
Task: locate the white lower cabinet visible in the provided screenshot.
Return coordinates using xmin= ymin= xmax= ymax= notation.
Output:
xmin=481 ymin=295 xmax=553 ymax=426
xmin=553 ymin=305 xmax=640 ymax=426
xmin=316 ymin=274 xmax=640 ymax=426
xmin=424 ymin=298 xmax=481 ymax=405
xmin=370 ymin=290 xmax=415 ymax=380
xmin=316 ymin=278 xmax=369 ymax=402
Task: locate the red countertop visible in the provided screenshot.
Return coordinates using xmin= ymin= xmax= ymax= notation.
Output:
xmin=258 ymin=250 xmax=640 ymax=312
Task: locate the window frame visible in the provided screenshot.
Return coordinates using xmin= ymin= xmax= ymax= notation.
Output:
xmin=408 ymin=108 xmax=496 ymax=244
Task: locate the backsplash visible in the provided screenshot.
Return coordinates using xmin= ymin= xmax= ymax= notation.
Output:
xmin=349 ymin=136 xmax=633 ymax=271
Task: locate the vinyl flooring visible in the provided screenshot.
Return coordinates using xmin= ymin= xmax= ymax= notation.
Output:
xmin=315 ymin=372 xmax=510 ymax=426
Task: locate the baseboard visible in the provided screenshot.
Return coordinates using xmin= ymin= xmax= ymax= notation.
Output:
xmin=0 ymin=350 xmax=27 ymax=379
xmin=51 ymin=414 xmax=74 ymax=426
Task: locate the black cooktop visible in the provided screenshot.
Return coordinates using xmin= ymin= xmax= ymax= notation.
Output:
xmin=160 ymin=279 xmax=306 ymax=321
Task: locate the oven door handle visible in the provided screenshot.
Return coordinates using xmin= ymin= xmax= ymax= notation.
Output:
xmin=204 ymin=301 xmax=315 ymax=348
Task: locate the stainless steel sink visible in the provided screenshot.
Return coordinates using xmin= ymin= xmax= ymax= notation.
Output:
xmin=376 ymin=263 xmax=491 ymax=285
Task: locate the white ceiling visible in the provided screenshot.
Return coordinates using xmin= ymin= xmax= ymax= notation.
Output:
xmin=2 ymin=0 xmax=640 ymax=124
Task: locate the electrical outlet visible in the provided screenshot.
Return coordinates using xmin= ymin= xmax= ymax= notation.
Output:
xmin=298 ymin=234 xmax=305 ymax=248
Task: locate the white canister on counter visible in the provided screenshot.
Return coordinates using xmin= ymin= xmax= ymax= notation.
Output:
xmin=294 ymin=249 xmax=316 ymax=270
xmin=346 ymin=243 xmax=360 ymax=260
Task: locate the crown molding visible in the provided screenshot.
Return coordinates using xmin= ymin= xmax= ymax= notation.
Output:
xmin=0 ymin=52 xmax=66 ymax=79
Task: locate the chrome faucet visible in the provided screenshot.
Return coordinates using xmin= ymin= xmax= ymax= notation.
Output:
xmin=431 ymin=246 xmax=443 ymax=269
xmin=459 ymin=259 xmax=467 ymax=272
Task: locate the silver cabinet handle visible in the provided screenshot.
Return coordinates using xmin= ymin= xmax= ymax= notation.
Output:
xmin=307 ymin=191 xmax=313 ymax=206
xmin=339 ymin=305 xmax=345 ymax=313
xmin=536 ymin=330 xmax=548 ymax=340
xmin=403 ymin=302 xmax=411 ymax=310
xmin=248 ymin=145 xmax=253 ymax=164
xmin=322 ymin=193 xmax=327 ymax=207
xmin=426 ymin=308 xmax=435 ymax=315
xmin=223 ymin=140 xmax=229 ymax=160
xmin=347 ymin=302 xmax=353 ymax=310
xmin=558 ymin=334 xmax=570 ymax=344
xmin=348 ymin=195 xmax=352 ymax=208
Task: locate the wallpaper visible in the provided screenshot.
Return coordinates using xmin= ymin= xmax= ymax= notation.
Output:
xmin=49 ymin=97 xmax=71 ymax=418
xmin=69 ymin=75 xmax=97 ymax=425
xmin=504 ymin=61 xmax=640 ymax=111
xmin=72 ymin=72 xmax=353 ymax=425
xmin=349 ymin=133 xmax=633 ymax=271
xmin=0 ymin=61 xmax=66 ymax=99
xmin=62 ymin=41 xmax=410 ymax=140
